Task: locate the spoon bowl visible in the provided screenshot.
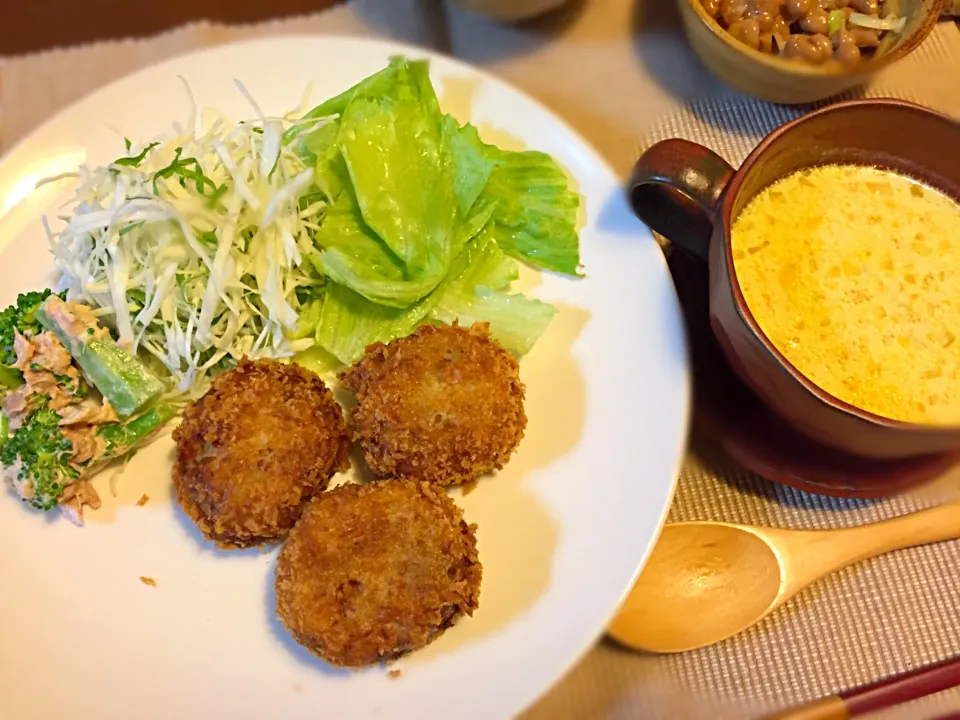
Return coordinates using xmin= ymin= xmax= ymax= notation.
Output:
xmin=608 ymin=523 xmax=781 ymax=653
xmin=609 ymin=500 xmax=960 ymax=653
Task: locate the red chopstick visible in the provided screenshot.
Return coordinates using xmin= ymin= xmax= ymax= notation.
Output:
xmin=767 ymin=656 xmax=960 ymax=719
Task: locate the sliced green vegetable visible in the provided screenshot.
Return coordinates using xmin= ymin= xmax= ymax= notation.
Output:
xmin=291 ymin=345 xmax=341 ymax=375
xmin=37 ymin=299 xmax=164 ymax=418
xmin=0 ymin=365 xmax=23 ymax=389
xmin=99 ymin=404 xmax=176 ymax=456
xmin=828 ymin=9 xmax=846 ymax=36
xmin=119 ymin=221 xmax=146 ymax=236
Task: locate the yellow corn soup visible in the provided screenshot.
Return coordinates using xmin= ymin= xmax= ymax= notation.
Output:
xmin=730 ymin=164 xmax=960 ymax=425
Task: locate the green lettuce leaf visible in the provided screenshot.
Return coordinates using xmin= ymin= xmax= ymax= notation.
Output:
xmin=337 ymin=59 xmax=455 ymax=286
xmin=300 ymin=120 xmax=349 ymax=201
xmin=312 ymin=193 xmax=405 ymax=280
xmin=453 ymin=195 xmax=498 ymax=257
xmin=443 ymin=116 xmax=495 ymax=218
xmin=292 ymin=57 xmax=577 ymax=362
xmin=283 ymin=58 xmax=405 ymax=143
xmin=430 ymin=230 xmax=556 ymax=355
xmin=313 ymin=227 xmax=555 ymax=362
xmin=288 ymin=298 xmax=324 ymax=340
xmin=291 ymin=345 xmax=341 ymax=376
xmin=482 ymin=147 xmax=582 ymax=277
xmin=310 ymin=192 xmax=442 ymax=309
xmin=315 ymin=282 xmax=435 ymax=364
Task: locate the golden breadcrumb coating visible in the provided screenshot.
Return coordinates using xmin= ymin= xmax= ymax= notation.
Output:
xmin=340 ymin=323 xmax=526 ymax=486
xmin=173 ymin=358 xmax=350 ymax=549
xmin=275 ymin=479 xmax=482 ymax=668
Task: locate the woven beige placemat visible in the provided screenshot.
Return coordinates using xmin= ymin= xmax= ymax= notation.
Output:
xmin=2 ymin=1 xmax=960 ymax=718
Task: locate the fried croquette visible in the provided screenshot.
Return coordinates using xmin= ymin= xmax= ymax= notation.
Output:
xmin=340 ymin=322 xmax=526 ymax=486
xmin=274 ymin=479 xmax=481 ymax=668
xmin=173 ymin=358 xmax=350 ymax=549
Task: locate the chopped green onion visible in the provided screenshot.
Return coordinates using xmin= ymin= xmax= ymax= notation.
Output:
xmin=152 ymin=146 xmax=226 ymax=199
xmin=828 ymin=9 xmax=846 ymax=36
xmin=113 ymin=142 xmax=160 ymax=167
xmin=118 ymin=221 xmax=145 ymax=236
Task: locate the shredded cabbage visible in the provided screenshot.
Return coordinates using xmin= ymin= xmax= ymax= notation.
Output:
xmin=46 ymin=86 xmax=329 ymax=392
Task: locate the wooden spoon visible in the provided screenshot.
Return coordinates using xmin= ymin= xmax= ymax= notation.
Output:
xmin=608 ymin=501 xmax=960 ymax=653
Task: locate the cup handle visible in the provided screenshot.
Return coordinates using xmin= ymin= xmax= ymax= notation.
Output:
xmin=627 ymin=139 xmax=735 ymax=262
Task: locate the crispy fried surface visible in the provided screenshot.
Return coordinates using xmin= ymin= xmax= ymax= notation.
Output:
xmin=173 ymin=358 xmax=350 ymax=549
xmin=340 ymin=323 xmax=526 ymax=486
xmin=275 ymin=479 xmax=482 ymax=668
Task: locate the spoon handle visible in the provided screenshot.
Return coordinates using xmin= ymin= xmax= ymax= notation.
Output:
xmin=770 ymin=500 xmax=960 ymax=599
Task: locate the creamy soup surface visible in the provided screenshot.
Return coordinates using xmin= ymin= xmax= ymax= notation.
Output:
xmin=731 ymin=164 xmax=960 ymax=425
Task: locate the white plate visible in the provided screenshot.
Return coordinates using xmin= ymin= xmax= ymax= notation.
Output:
xmin=0 ymin=37 xmax=689 ymax=720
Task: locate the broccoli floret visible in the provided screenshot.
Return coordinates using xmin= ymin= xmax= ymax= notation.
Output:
xmin=0 ymin=290 xmax=66 ymax=390
xmin=0 ymin=405 xmax=76 ymax=511
xmin=1 ymin=403 xmax=176 ymax=513
xmin=0 ymin=290 xmax=63 ymax=366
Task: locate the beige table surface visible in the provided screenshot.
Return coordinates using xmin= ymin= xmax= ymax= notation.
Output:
xmin=3 ymin=2 xmax=960 ymax=718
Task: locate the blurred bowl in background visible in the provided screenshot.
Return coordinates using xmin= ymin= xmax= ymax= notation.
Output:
xmin=451 ymin=0 xmax=572 ymax=22
xmin=679 ymin=0 xmax=943 ymax=104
